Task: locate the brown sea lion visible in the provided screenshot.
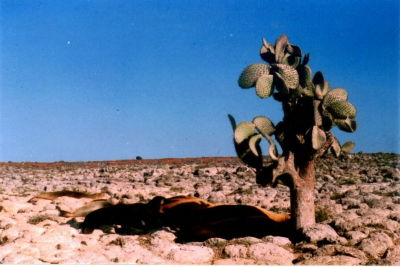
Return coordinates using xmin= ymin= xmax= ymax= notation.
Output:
xmin=80 ymin=195 xmax=291 ymax=241
xmin=29 ymin=190 xmax=109 ymax=202
xmin=158 ymin=196 xmax=291 ymax=242
xmin=58 ymin=199 xmax=116 ymax=218
xmin=171 ymin=204 xmax=291 ymax=242
xmin=80 ymin=196 xmax=165 ymax=234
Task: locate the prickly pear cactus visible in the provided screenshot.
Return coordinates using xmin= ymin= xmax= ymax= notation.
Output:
xmin=230 ymin=34 xmax=359 ymax=232
xmin=230 ymin=34 xmax=358 ymax=177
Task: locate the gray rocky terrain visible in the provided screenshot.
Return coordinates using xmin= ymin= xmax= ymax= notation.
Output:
xmin=0 ymin=153 xmax=399 ymax=265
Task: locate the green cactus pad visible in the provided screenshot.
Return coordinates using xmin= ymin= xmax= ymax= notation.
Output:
xmin=314 ymin=81 xmax=329 ymax=100
xmin=286 ymin=44 xmax=302 ymax=57
xmin=334 ymin=117 xmax=357 ymax=132
xmin=282 ymin=54 xmax=301 ymax=68
xmin=341 ymin=141 xmax=355 ymax=153
xmin=260 ymin=38 xmax=275 ymax=64
xmin=326 ymin=100 xmax=356 ymax=119
xmin=227 ymin=114 xmax=237 ymax=131
xmin=298 ymin=85 xmax=314 ymax=98
xmin=273 ymin=72 xmax=289 ymax=93
xmin=255 ymin=74 xmax=274 ymax=98
xmin=234 ymin=121 xmax=256 ymax=144
xmin=274 ymin=34 xmax=289 ymax=63
xmin=238 ymin=63 xmax=270 ymax=88
xmin=323 ymin=88 xmax=348 ymax=107
xmin=311 ymin=126 xmax=326 ymax=150
xmin=234 ymin=139 xmax=263 ymax=168
xmin=330 ymin=137 xmax=341 ymax=157
xmin=262 ymin=38 xmax=275 ymax=53
xmin=313 ymin=71 xmax=325 ymax=87
xmin=252 ymin=116 xmax=275 ymax=137
xmin=249 ymin=134 xmax=262 ymax=157
xmin=302 ymin=53 xmax=310 ymax=65
xmin=298 ymin=64 xmax=312 ymax=87
xmin=274 ymin=64 xmax=299 ymax=89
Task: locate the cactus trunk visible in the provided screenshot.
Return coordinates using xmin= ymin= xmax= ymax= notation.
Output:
xmin=290 ymin=162 xmax=316 ymax=230
xmin=272 ymin=152 xmax=317 ymax=232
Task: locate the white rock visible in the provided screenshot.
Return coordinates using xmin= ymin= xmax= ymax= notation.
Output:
xmin=385 ymin=245 xmax=400 ymax=265
xmin=62 ymin=250 xmax=111 ymax=264
xmin=248 ymin=242 xmax=294 ymax=265
xmin=208 ymin=191 xmax=227 ymax=203
xmin=0 ymin=227 xmax=20 ymax=242
xmin=232 ymin=236 xmax=262 ymax=245
xmin=213 ymin=258 xmax=256 ymax=265
xmin=298 ymin=255 xmax=362 ymax=265
xmin=302 ymin=223 xmax=341 ymax=244
xmin=167 ymin=245 xmax=214 ymax=264
xmin=262 ymin=235 xmax=292 ymax=247
xmin=223 ymin=244 xmax=248 ymax=258
xmin=149 ymin=232 xmax=179 ymax=257
xmin=150 ymin=230 xmax=176 ymax=242
xmin=1 ymin=200 xmax=32 ymax=214
xmin=359 ymin=232 xmax=394 ymax=258
xmin=345 ymin=231 xmax=368 ymax=245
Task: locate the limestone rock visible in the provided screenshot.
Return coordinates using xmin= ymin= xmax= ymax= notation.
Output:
xmin=248 ymin=242 xmax=294 ymax=265
xmin=302 ymin=223 xmax=344 ymax=244
xmin=384 ymin=244 xmax=400 ymax=265
xmin=262 ymin=235 xmax=292 ymax=247
xmin=223 ymin=244 xmax=248 ymax=258
xmin=167 ymin=245 xmax=215 ymax=264
xmin=359 ymin=232 xmax=394 ymax=258
xmin=298 ymin=255 xmax=362 ymax=265
xmin=213 ymin=258 xmax=256 ymax=265
xmin=345 ymin=230 xmax=368 ymax=245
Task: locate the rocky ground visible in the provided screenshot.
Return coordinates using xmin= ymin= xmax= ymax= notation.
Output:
xmin=0 ymin=153 xmax=399 ymax=265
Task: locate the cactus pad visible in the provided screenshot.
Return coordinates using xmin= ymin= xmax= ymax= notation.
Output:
xmin=260 ymin=38 xmax=275 ymax=64
xmin=238 ymin=63 xmax=270 ymax=88
xmin=274 ymin=64 xmax=299 ymax=89
xmin=249 ymin=134 xmax=262 ymax=156
xmin=234 ymin=121 xmax=256 ymax=144
xmin=330 ymin=137 xmax=341 ymax=157
xmin=234 ymin=139 xmax=263 ymax=168
xmin=323 ymin=88 xmax=348 ymax=107
xmin=274 ymin=34 xmax=289 ymax=63
xmin=314 ymin=80 xmax=329 ymax=100
xmin=326 ymin=100 xmax=356 ymax=119
xmin=298 ymin=64 xmax=312 ymax=87
xmin=252 ymin=116 xmax=275 ymax=137
xmin=311 ymin=126 xmax=326 ymax=150
xmin=341 ymin=141 xmax=355 ymax=153
xmin=334 ymin=117 xmax=357 ymax=132
xmin=313 ymin=71 xmax=325 ymax=87
xmin=256 ymin=74 xmax=274 ymax=98
xmin=282 ymin=54 xmax=301 ymax=68
xmin=286 ymin=44 xmax=302 ymax=57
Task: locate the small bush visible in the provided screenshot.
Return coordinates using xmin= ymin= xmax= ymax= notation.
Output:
xmin=315 ymin=208 xmax=331 ymax=222
xmin=27 ymin=215 xmax=57 ymax=225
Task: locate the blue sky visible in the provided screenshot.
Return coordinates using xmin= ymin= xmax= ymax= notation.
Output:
xmin=1 ymin=0 xmax=399 ymax=162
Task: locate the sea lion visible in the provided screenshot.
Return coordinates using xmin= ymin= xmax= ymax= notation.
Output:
xmin=157 ymin=196 xmax=291 ymax=242
xmin=58 ymin=199 xmax=116 ymax=218
xmin=80 ymin=196 xmax=165 ymax=234
xmin=158 ymin=195 xmax=215 ymax=229
xmin=169 ymin=204 xmax=291 ymax=242
xmin=80 ymin=195 xmax=292 ymax=241
xmin=29 ymin=190 xmax=109 ymax=202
